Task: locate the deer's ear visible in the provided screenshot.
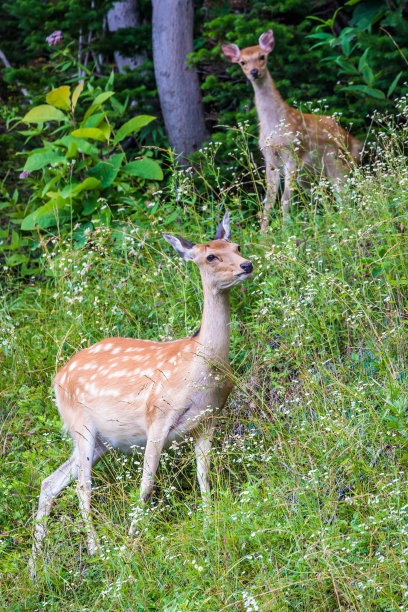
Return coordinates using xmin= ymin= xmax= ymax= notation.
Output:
xmin=163 ymin=234 xmax=196 ymax=261
xmin=221 ymin=43 xmax=241 ymax=63
xmin=258 ymin=29 xmax=275 ymax=53
xmin=215 ymin=210 xmax=232 ymax=242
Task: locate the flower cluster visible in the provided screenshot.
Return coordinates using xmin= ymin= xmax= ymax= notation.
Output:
xmin=46 ymin=30 xmax=63 ymax=46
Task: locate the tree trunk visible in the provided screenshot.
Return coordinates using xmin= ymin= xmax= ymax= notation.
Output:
xmin=152 ymin=0 xmax=208 ymax=158
xmin=107 ymin=0 xmax=146 ymax=72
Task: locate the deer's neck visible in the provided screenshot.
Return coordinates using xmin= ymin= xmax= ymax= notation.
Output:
xmin=197 ymin=287 xmax=231 ymax=364
xmin=252 ymin=71 xmax=288 ymax=132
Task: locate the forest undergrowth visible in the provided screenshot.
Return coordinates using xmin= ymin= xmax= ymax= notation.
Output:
xmin=2 ymin=118 xmax=408 ymax=610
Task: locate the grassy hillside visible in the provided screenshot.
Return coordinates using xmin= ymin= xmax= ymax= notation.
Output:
xmin=2 ymin=121 xmax=408 ymax=610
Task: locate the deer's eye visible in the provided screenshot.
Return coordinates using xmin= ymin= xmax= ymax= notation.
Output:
xmin=237 ymin=245 xmax=241 ymax=252
xmin=240 ymin=61 xmax=246 ymax=66
xmin=207 ymin=254 xmax=217 ymax=262
xmin=259 ymin=55 xmax=265 ymax=60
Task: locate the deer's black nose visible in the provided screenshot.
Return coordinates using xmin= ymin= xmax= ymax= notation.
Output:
xmin=251 ymin=69 xmax=259 ymax=78
xmin=241 ymin=261 xmax=253 ymax=274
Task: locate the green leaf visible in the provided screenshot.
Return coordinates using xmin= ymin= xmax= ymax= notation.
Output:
xmin=388 ymin=71 xmax=403 ymax=98
xmin=23 ymin=104 xmax=67 ymax=124
xmin=71 ymin=177 xmax=101 ymax=194
xmin=71 ymin=127 xmax=107 ymax=141
xmin=341 ymin=84 xmax=386 ymax=100
xmin=335 ymin=57 xmax=359 ymax=74
xmin=41 ymin=175 xmax=60 ymax=197
xmin=113 ymin=115 xmax=155 ymax=145
xmin=82 ymin=91 xmax=115 ymax=124
xmin=362 ymin=66 xmax=374 ymax=86
xmin=71 ymin=81 xmax=84 ymax=112
xmin=56 ymin=135 xmax=99 ymax=156
xmin=24 ymin=151 xmax=67 ymax=172
xmin=59 ymin=177 xmax=101 ymax=198
xmin=88 ymin=153 xmax=124 ymax=188
xmin=123 ymin=158 xmax=163 ymax=180
xmin=84 ymin=112 xmax=106 ymax=128
xmin=5 ymin=253 xmax=29 ymax=266
xmin=46 ymin=86 xmax=71 ymax=111
xmin=66 ymin=140 xmax=78 ymax=159
xmin=21 ymin=198 xmax=68 ymax=230
xmin=358 ymin=48 xmax=370 ymax=72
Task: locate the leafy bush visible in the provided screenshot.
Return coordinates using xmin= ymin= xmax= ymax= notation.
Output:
xmin=1 ymin=78 xmax=163 ymax=276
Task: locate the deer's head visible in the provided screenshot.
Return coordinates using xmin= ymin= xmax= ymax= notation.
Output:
xmin=163 ymin=211 xmax=253 ymax=293
xmin=221 ymin=29 xmax=275 ymax=83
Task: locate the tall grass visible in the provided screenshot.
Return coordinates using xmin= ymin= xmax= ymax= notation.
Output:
xmin=2 ymin=118 xmax=408 ymax=610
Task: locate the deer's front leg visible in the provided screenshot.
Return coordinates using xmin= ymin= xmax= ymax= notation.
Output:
xmin=281 ymin=160 xmax=297 ymax=219
xmin=128 ymin=432 xmax=165 ymax=535
xmin=261 ymin=157 xmax=280 ymax=231
xmin=194 ymin=425 xmax=214 ymax=501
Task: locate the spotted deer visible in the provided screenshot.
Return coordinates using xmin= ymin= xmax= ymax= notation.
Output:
xmin=222 ymin=29 xmax=363 ymax=226
xmin=30 ymin=211 xmax=253 ymax=571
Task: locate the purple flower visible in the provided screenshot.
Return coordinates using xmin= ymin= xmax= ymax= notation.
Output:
xmin=19 ymin=170 xmax=30 ymax=179
xmin=46 ymin=31 xmax=63 ymax=46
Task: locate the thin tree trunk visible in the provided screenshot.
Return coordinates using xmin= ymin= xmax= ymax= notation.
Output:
xmin=107 ymin=0 xmax=146 ymax=72
xmin=152 ymin=0 xmax=208 ymax=158
xmin=0 ymin=48 xmax=29 ymax=97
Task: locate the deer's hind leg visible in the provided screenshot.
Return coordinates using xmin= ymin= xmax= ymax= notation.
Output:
xmin=30 ymin=451 xmax=79 ymax=569
xmin=29 ymin=435 xmax=107 ymax=574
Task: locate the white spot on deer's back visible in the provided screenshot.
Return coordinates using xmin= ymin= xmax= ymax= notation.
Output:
xmin=110 ymin=369 xmax=127 ymax=378
xmin=68 ymin=362 xmax=77 ymax=371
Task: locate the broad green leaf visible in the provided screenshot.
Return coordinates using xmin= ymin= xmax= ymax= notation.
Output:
xmin=21 ymin=198 xmax=67 ymax=230
xmin=98 ymin=121 xmax=111 ymax=140
xmin=71 ymin=177 xmax=101 ymax=194
xmin=58 ymin=177 xmax=101 ymax=198
xmin=82 ymin=91 xmax=115 ymax=124
xmin=41 ymin=175 xmax=60 ymax=197
xmin=23 ymin=104 xmax=67 ymax=124
xmin=88 ymin=153 xmax=124 ymax=188
xmin=72 ymin=80 xmax=84 ymax=112
xmin=113 ymin=115 xmax=155 ymax=145
xmin=84 ymin=112 xmax=106 ymax=128
xmin=24 ymin=150 xmax=67 ymax=172
xmin=56 ymin=135 xmax=99 ymax=156
xmin=71 ymin=127 xmax=107 ymax=141
xmin=341 ymin=84 xmax=386 ymax=100
xmin=46 ymin=86 xmax=71 ymax=111
xmin=66 ymin=140 xmax=78 ymax=159
xmin=123 ymin=158 xmax=163 ymax=180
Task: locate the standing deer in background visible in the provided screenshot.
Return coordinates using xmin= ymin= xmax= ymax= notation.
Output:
xmin=222 ymin=29 xmax=363 ymax=226
xmin=29 ymin=211 xmax=253 ymax=572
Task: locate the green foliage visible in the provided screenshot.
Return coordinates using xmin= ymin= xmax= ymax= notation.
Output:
xmin=308 ymin=0 xmax=408 ymax=111
xmin=0 ymin=76 xmax=162 ymax=275
xmin=2 ymin=122 xmax=408 ymax=608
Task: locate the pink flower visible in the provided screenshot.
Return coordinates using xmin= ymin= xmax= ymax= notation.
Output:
xmin=19 ymin=170 xmax=30 ymax=179
xmin=46 ymin=31 xmax=63 ymax=46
